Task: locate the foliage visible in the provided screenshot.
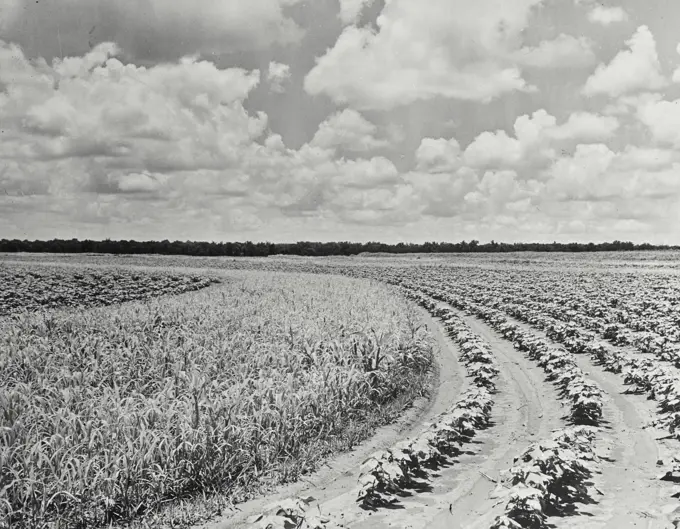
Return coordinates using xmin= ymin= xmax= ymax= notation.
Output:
xmin=0 ymin=238 xmax=672 ymax=257
xmin=491 ymin=427 xmax=598 ymax=529
xmin=0 ymin=272 xmax=434 ymax=528
xmin=0 ymin=263 xmax=218 ymax=316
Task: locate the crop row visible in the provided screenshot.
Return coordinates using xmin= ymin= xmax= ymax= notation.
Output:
xmin=411 ymin=280 xmax=680 ymax=486
xmin=420 ymin=267 xmax=680 ymax=370
xmin=492 ymin=426 xmax=599 ymax=529
xmin=356 ymin=295 xmax=498 ymax=508
xmin=460 ymin=278 xmax=680 ymax=371
xmin=248 ymin=292 xmax=498 ymax=528
xmin=402 ymin=285 xmax=605 ymax=427
xmin=444 ymin=283 xmax=680 ymax=417
xmin=0 ymin=264 xmax=219 ymax=316
xmin=404 ymin=288 xmax=606 ymax=527
xmin=410 ymin=289 xmax=605 ymax=527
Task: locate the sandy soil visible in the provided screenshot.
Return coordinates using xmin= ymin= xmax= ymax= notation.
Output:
xmin=204 ymin=303 xmax=680 ymax=529
xmin=506 ymin=315 xmax=680 ymax=528
xmin=209 ymin=304 xmax=571 ymax=529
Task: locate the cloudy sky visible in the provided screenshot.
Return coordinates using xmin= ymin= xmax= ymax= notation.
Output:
xmin=1 ymin=0 xmax=680 ymax=243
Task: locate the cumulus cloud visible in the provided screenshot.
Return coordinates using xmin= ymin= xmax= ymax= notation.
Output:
xmin=587 ymin=6 xmax=628 ymax=25
xmin=309 ymin=109 xmax=387 ymax=152
xmin=582 ymin=26 xmax=667 ymax=97
xmin=460 ymin=109 xmax=618 ymax=168
xmin=0 ymin=41 xmax=265 ymax=175
xmin=267 ymin=62 xmax=291 ymax=93
xmin=3 ymin=4 xmax=680 ymax=243
xmin=0 ymin=41 xmax=423 ymax=233
xmin=0 ymin=40 xmax=293 ymax=237
xmin=545 ymin=144 xmax=618 ymax=201
xmin=549 ymin=112 xmax=620 ymax=141
xmin=415 ymin=137 xmax=462 ymax=173
xmin=536 ymin=144 xmax=680 ymax=241
xmin=513 ymin=34 xmax=596 ymax=68
xmin=305 ymin=0 xmax=542 ymax=110
xmin=338 ymin=0 xmax=376 ymax=25
xmin=671 ymin=44 xmax=680 ymax=84
xmin=464 ymin=130 xmax=524 ymax=168
xmin=637 ymin=97 xmax=680 ymax=147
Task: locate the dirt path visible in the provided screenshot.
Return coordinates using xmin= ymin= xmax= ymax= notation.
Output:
xmin=423 ymin=307 xmax=566 ymax=529
xmin=209 ymin=303 xmax=569 ymax=529
xmin=504 ymin=315 xmax=680 ymax=528
xmin=300 ymin=304 xmax=565 ymax=529
xmin=212 ymin=306 xmax=466 ymax=529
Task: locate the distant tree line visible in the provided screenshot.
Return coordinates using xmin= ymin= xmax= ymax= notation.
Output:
xmin=0 ymin=238 xmax=675 ymax=256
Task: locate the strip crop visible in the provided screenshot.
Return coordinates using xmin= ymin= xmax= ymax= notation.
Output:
xmin=0 ymin=272 xmax=434 ymax=528
xmin=492 ymin=427 xmax=599 ymax=529
xmin=0 ymin=263 xmax=218 ymax=316
xmin=248 ymin=292 xmax=497 ymax=528
xmin=356 ymin=296 xmax=497 ymax=508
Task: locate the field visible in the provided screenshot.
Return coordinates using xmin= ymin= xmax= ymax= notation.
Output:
xmin=0 ymin=262 xmax=219 ymax=316
xmin=3 ymin=252 xmax=680 ymax=528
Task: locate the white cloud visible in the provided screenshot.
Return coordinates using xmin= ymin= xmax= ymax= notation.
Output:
xmin=3 ymin=8 xmax=680 ymax=243
xmin=637 ymin=97 xmax=680 ymax=147
xmin=587 ymin=6 xmax=628 ymax=25
xmin=338 ymin=0 xmax=376 ymax=25
xmin=405 ymin=167 xmax=478 ymax=218
xmin=0 ymin=41 xmax=265 ymax=175
xmin=582 ymin=26 xmax=667 ymax=97
xmin=461 ymin=109 xmax=617 ymax=168
xmin=546 ymin=143 xmax=617 ymax=201
xmin=305 ymin=0 xmax=542 ymax=110
xmin=617 ymin=146 xmax=676 ymax=169
xmin=672 ymin=44 xmax=680 ymax=83
xmin=549 ymin=112 xmax=620 ymax=141
xmin=415 ymin=137 xmax=462 ymax=173
xmin=309 ymin=109 xmax=387 ymax=152
xmin=464 ymin=130 xmax=524 ymax=167
xmin=267 ymin=62 xmax=291 ymax=93
xmin=513 ymin=34 xmax=596 ymax=68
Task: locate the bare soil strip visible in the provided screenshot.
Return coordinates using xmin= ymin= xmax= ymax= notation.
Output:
xmin=504 ymin=315 xmax=680 ymax=528
xmin=287 ymin=302 xmax=565 ymax=529
xmin=212 ymin=306 xmax=466 ymax=529
xmin=420 ymin=306 xmax=566 ymax=529
xmin=211 ymin=301 xmax=617 ymax=529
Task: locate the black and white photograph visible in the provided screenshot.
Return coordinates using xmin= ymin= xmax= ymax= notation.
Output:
xmin=2 ymin=0 xmax=680 ymax=527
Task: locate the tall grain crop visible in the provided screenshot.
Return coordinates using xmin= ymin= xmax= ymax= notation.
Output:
xmin=0 ymin=271 xmax=433 ymax=528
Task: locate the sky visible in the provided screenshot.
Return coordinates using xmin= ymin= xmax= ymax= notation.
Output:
xmin=1 ymin=0 xmax=680 ymax=244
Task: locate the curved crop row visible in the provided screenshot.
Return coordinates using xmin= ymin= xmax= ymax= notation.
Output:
xmin=246 ymin=291 xmax=498 ymax=528
xmin=411 ymin=286 xmax=605 ymax=427
xmin=491 ymin=427 xmax=599 ymax=529
xmin=404 ymin=286 xmax=606 ymax=526
xmin=450 ymin=286 xmax=680 ymax=427
xmin=416 ymin=281 xmax=680 ymax=485
xmin=0 ymin=263 xmax=219 ymax=316
xmin=356 ymin=295 xmax=498 ymax=508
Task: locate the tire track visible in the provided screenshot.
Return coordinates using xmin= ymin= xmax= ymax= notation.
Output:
xmin=505 ymin=315 xmax=679 ymax=528
xmin=417 ymin=306 xmax=566 ymax=529
xmin=347 ymin=303 xmax=565 ymax=529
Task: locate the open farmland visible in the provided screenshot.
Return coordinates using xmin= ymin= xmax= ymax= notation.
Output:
xmin=4 ymin=252 xmax=680 ymax=528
